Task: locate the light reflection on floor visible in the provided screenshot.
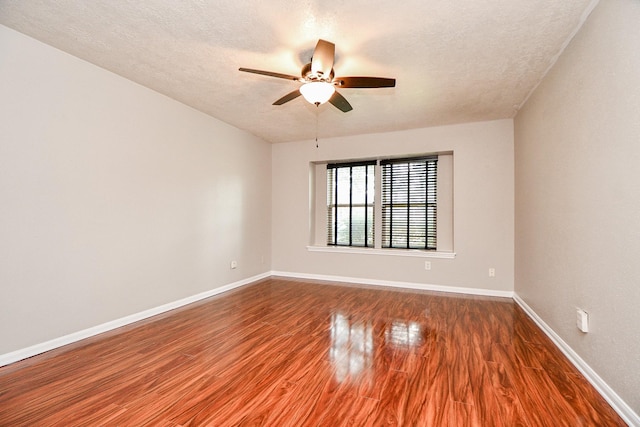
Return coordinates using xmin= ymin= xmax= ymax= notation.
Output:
xmin=329 ymin=313 xmax=424 ymax=382
xmin=329 ymin=313 xmax=373 ymax=382
xmin=386 ymin=320 xmax=423 ymax=348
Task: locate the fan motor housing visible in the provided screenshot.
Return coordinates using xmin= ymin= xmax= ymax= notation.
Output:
xmin=301 ymin=63 xmax=334 ymax=82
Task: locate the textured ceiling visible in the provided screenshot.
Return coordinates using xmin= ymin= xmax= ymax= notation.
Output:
xmin=0 ymin=0 xmax=597 ymax=143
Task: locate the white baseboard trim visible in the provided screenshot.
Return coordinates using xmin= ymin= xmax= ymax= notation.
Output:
xmin=513 ymin=293 xmax=640 ymax=427
xmin=271 ymin=270 xmax=514 ymax=298
xmin=0 ymin=272 xmax=271 ymax=367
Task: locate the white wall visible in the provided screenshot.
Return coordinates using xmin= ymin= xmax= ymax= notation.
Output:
xmin=0 ymin=25 xmax=272 ymax=355
xmin=272 ymin=120 xmax=514 ymax=293
xmin=514 ymin=0 xmax=640 ymax=415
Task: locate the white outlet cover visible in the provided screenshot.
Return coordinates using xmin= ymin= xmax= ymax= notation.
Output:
xmin=576 ymin=308 xmax=589 ymax=333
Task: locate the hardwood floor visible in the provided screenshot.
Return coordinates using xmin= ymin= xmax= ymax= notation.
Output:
xmin=0 ymin=277 xmax=625 ymax=426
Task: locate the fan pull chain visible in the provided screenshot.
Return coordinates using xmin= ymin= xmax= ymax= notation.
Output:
xmin=315 ymin=104 xmax=319 ymax=148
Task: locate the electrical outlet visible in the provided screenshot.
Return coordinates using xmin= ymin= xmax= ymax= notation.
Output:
xmin=577 ymin=308 xmax=589 ymax=333
xmin=424 ymin=261 xmax=431 ymax=270
xmin=489 ymin=268 xmax=495 ymax=277
xmin=230 ymin=260 xmax=237 ymax=269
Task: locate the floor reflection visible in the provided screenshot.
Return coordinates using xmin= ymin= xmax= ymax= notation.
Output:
xmin=330 ymin=314 xmax=425 ymax=382
xmin=329 ymin=313 xmax=373 ymax=382
xmin=385 ymin=320 xmax=423 ymax=348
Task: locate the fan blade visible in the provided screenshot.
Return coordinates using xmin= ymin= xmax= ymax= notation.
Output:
xmin=239 ymin=68 xmax=301 ymax=81
xmin=329 ymin=90 xmax=353 ymax=112
xmin=311 ymin=39 xmax=335 ymax=78
xmin=273 ymin=90 xmax=302 ymax=105
xmin=334 ymin=76 xmax=396 ymax=88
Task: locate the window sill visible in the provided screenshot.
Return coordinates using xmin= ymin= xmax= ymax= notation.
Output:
xmin=306 ymin=246 xmax=456 ymax=259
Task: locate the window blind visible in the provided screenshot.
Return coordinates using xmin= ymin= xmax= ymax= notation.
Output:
xmin=381 ymin=156 xmax=437 ymax=250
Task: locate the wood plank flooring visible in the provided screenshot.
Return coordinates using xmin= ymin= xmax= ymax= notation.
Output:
xmin=0 ymin=277 xmax=626 ymax=426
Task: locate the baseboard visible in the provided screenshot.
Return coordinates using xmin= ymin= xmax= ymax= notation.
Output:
xmin=513 ymin=293 xmax=640 ymax=427
xmin=271 ymin=270 xmax=514 ymax=298
xmin=0 ymin=271 xmax=270 ymax=367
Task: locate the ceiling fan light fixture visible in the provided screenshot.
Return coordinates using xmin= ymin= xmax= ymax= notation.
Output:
xmin=239 ymin=39 xmax=395 ymax=112
xmin=300 ymin=81 xmax=335 ymax=105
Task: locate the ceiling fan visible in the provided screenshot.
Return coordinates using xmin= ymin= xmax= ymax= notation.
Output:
xmin=239 ymin=39 xmax=395 ymax=112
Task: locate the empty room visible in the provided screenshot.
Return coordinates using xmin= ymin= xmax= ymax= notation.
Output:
xmin=1 ymin=0 xmax=638 ymax=425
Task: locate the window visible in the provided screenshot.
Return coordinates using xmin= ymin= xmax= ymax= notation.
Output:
xmin=381 ymin=157 xmax=438 ymax=250
xmin=311 ymin=152 xmax=453 ymax=255
xmin=326 ymin=162 xmax=375 ymax=247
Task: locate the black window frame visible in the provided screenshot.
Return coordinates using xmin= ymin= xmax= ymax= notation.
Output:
xmin=326 ymin=161 xmax=376 ymax=247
